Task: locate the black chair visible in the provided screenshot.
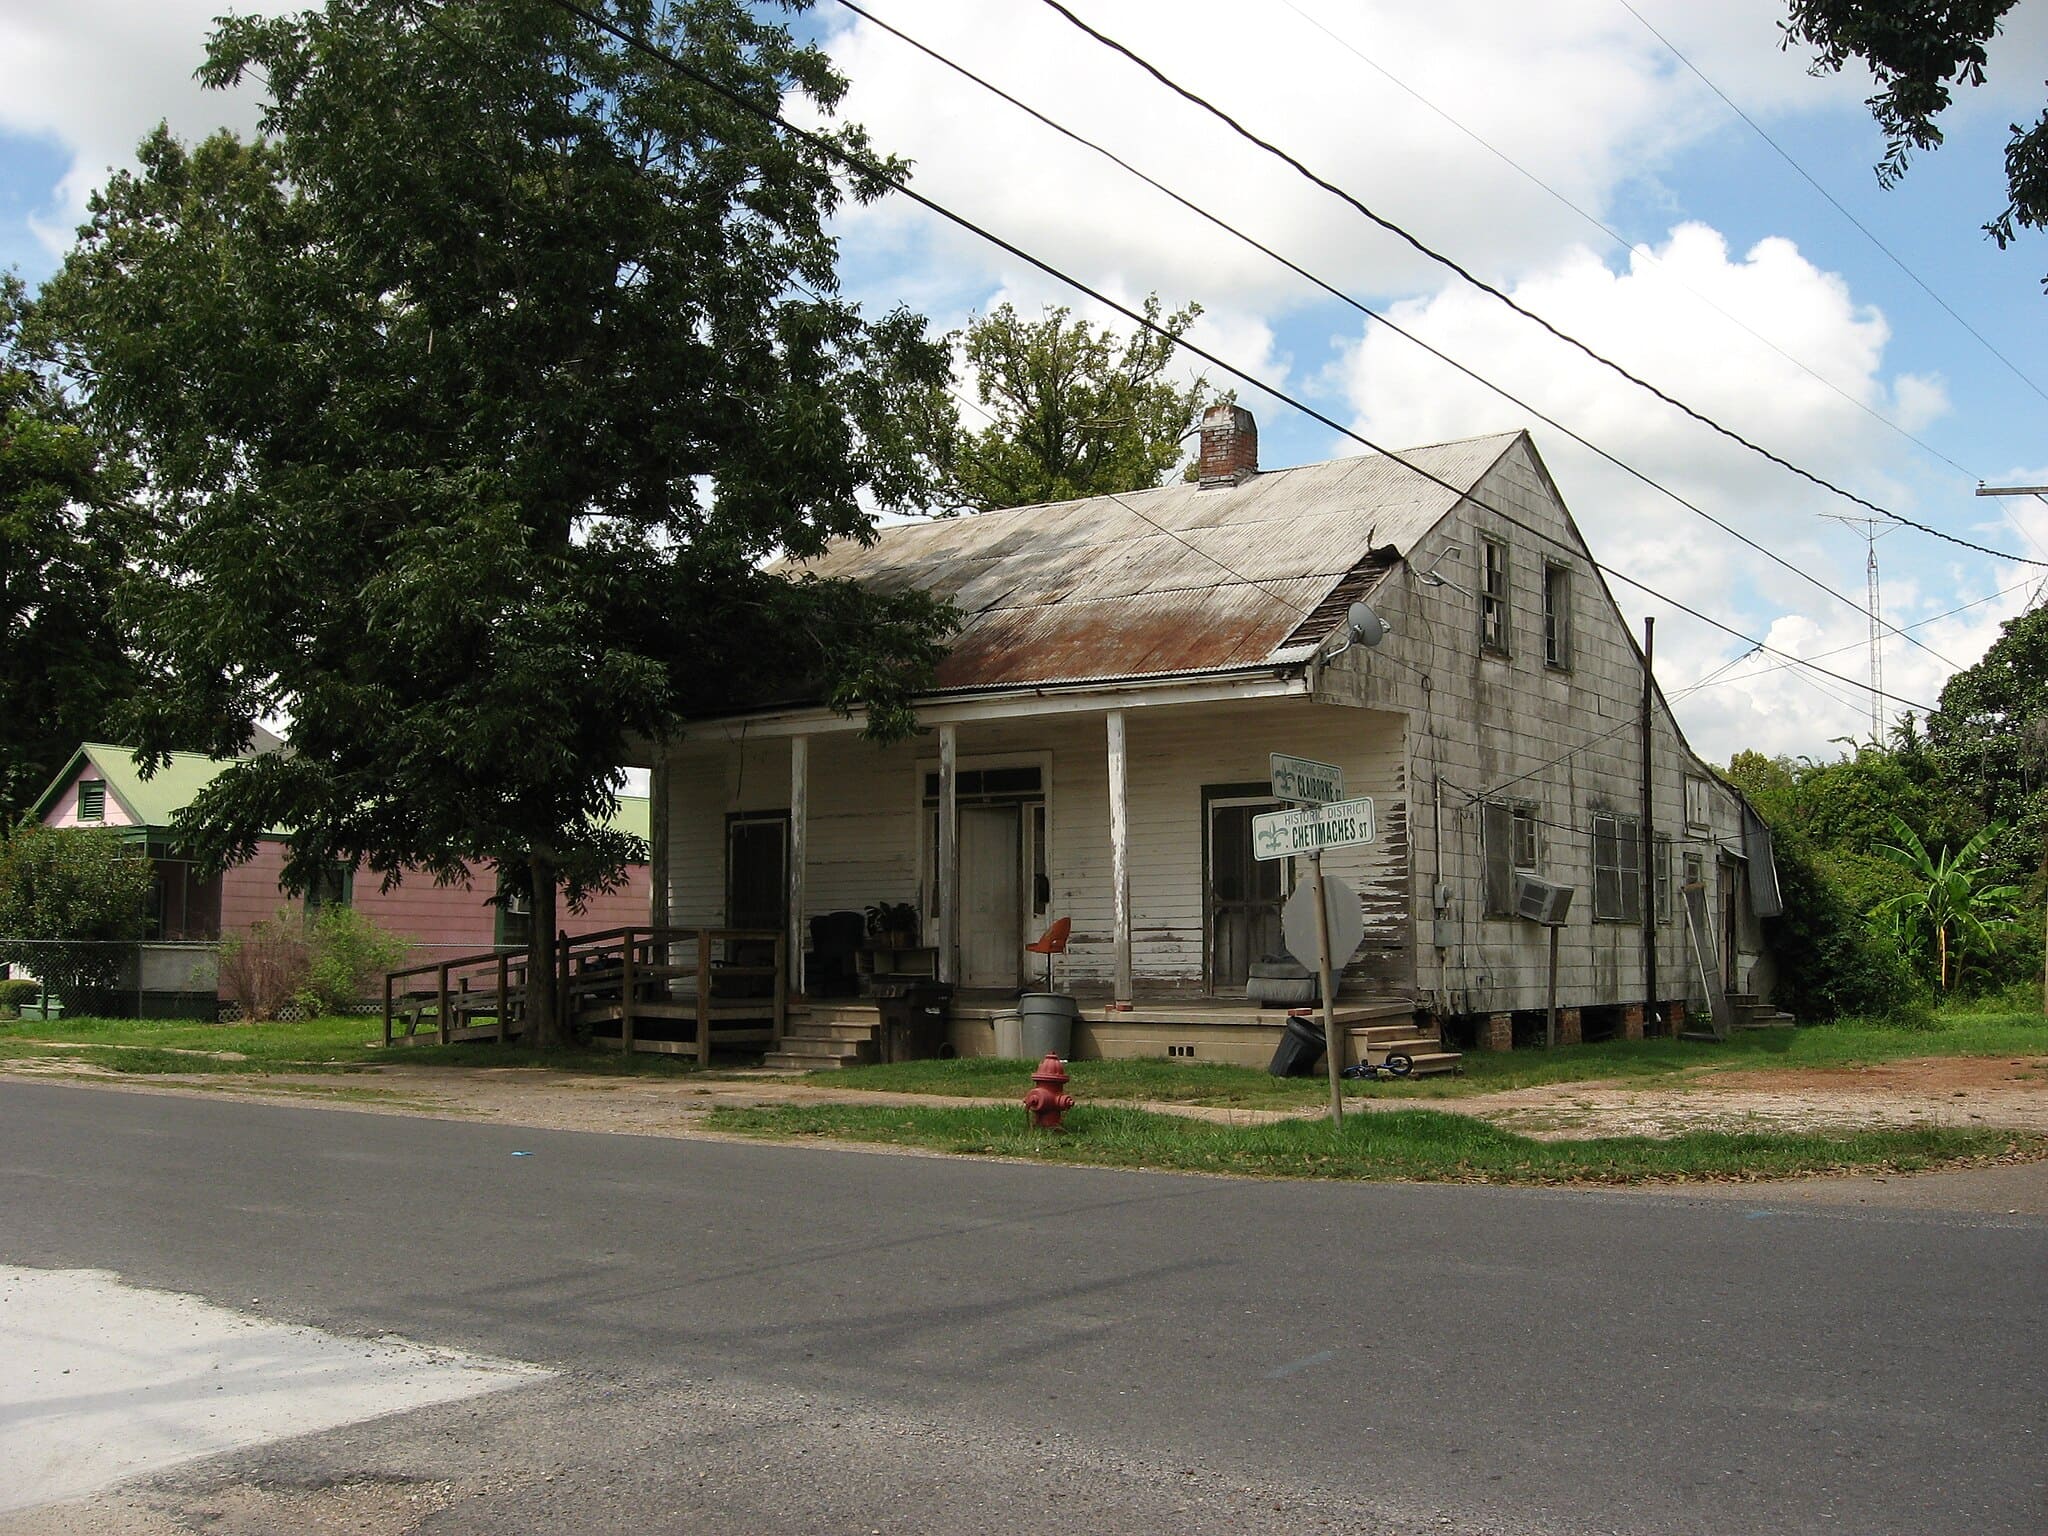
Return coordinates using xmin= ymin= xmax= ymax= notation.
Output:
xmin=805 ymin=910 xmax=865 ymax=998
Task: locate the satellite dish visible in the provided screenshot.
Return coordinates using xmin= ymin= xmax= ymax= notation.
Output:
xmin=1347 ymin=601 xmax=1389 ymax=648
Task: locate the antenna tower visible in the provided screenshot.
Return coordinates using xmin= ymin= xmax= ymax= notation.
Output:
xmin=1820 ymin=514 xmax=1893 ymax=743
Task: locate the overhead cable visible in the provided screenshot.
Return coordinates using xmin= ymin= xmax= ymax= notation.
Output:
xmin=825 ymin=0 xmax=1967 ymax=671
xmin=529 ymin=0 xmax=1939 ymax=715
xmin=1027 ymin=0 xmax=2048 ymax=569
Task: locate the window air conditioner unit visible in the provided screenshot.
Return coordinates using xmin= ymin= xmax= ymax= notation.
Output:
xmin=505 ymin=893 xmax=531 ymax=916
xmin=1515 ymin=875 xmax=1574 ymax=927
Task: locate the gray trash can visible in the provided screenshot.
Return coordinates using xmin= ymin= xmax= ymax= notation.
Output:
xmin=1016 ymin=992 xmax=1078 ymax=1059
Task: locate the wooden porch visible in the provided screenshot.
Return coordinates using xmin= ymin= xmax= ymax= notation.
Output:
xmin=382 ymin=925 xmax=787 ymax=1062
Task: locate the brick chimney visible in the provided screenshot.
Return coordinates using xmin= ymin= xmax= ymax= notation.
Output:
xmin=1197 ymin=403 xmax=1258 ymax=488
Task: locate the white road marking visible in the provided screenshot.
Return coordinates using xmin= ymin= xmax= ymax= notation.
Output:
xmin=0 ymin=1265 xmax=546 ymax=1514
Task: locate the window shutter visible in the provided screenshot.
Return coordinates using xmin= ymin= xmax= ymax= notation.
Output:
xmin=78 ymin=781 xmax=106 ymax=821
xmin=1482 ymin=801 xmax=1512 ymax=916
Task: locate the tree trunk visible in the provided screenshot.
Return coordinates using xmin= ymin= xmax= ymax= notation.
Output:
xmin=1937 ymin=922 xmax=1949 ymax=991
xmin=528 ymin=852 xmax=564 ymax=1049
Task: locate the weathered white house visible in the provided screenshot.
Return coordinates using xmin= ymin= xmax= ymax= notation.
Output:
xmin=656 ymin=406 xmax=1779 ymax=1064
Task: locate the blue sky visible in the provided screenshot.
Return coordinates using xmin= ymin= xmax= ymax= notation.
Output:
xmin=4 ymin=0 xmax=2044 ymax=763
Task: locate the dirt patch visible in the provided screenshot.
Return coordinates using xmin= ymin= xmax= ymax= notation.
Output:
xmin=9 ymin=1050 xmax=2048 ymax=1148
xmin=1459 ymin=1054 xmax=2048 ymax=1140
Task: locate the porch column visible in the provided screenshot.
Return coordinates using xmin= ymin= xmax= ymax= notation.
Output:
xmin=789 ymin=734 xmax=808 ymax=998
xmin=937 ymin=723 xmax=957 ymax=984
xmin=1107 ymin=708 xmax=1132 ymax=1003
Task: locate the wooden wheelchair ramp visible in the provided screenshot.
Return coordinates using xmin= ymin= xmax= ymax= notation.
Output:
xmin=382 ymin=926 xmax=788 ymax=1063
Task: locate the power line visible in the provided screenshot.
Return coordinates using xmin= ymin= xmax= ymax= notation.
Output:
xmin=1026 ymin=0 xmax=2048 ymax=570
xmin=1272 ymin=0 xmax=1988 ymax=483
xmin=1614 ymin=0 xmax=2048 ymax=406
xmin=824 ymin=0 xmax=1967 ymax=676
xmin=530 ymin=0 xmax=1939 ymax=719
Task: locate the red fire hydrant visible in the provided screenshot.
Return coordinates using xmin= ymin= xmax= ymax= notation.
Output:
xmin=1023 ymin=1052 xmax=1076 ymax=1131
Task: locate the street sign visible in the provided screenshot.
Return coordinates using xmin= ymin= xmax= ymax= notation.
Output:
xmin=1283 ymin=874 xmax=1363 ymax=974
xmin=1270 ymin=752 xmax=1343 ymax=805
xmin=1251 ymin=796 xmax=1377 ymax=861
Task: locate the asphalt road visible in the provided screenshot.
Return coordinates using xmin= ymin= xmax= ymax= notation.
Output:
xmin=2 ymin=1077 xmax=2043 ymax=1534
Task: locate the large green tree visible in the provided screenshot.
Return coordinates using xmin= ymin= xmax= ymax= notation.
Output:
xmin=1784 ymin=0 xmax=2047 ymax=286
xmin=46 ymin=0 xmax=956 ymax=1046
xmin=0 ymin=275 xmax=142 ymax=819
xmin=1925 ymin=603 xmax=2048 ymax=884
xmin=943 ymin=295 xmax=1211 ymax=511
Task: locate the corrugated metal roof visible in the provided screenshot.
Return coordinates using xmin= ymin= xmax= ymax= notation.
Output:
xmin=799 ymin=433 xmax=1520 ymax=689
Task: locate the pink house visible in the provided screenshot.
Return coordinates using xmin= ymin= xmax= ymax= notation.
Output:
xmin=31 ymin=744 xmax=650 ymax=1014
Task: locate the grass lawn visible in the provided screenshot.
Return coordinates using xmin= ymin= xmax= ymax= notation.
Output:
xmin=705 ymin=1101 xmax=2041 ymax=1185
xmin=0 ymin=1014 xmax=713 ymax=1078
xmin=821 ymin=1006 xmax=2048 ymax=1107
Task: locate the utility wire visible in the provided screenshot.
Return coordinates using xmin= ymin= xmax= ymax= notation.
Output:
xmin=1615 ymin=0 xmax=2048 ymax=406
xmin=532 ymin=0 xmax=1939 ymax=717
xmin=1273 ymin=0 xmax=1987 ymax=483
xmin=1028 ymin=0 xmax=2048 ymax=569
xmin=826 ymin=0 xmax=1967 ymax=673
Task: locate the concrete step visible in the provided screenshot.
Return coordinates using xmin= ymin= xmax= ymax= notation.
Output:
xmin=782 ymin=1021 xmax=879 ymax=1043
xmin=1733 ymin=1012 xmax=1798 ymax=1030
xmin=771 ymin=1034 xmax=870 ymax=1061
xmin=789 ymin=1007 xmax=882 ymax=1026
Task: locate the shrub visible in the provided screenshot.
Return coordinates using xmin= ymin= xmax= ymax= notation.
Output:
xmin=0 ymin=822 xmax=152 ymax=1009
xmin=296 ymin=905 xmax=408 ymax=1015
xmin=1763 ymin=824 xmax=1924 ymax=1023
xmin=0 ymin=976 xmax=40 ymax=1016
xmin=217 ymin=911 xmax=312 ymax=1023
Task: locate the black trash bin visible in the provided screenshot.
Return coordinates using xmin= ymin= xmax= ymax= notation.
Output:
xmin=1267 ymin=1013 xmax=1328 ymax=1077
xmin=876 ymin=980 xmax=954 ymax=1063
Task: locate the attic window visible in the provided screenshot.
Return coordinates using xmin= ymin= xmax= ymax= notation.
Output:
xmin=78 ymin=780 xmax=107 ymax=822
xmin=1479 ymin=538 xmax=1510 ymax=656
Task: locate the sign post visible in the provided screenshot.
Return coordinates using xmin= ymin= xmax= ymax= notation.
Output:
xmin=1309 ymin=850 xmax=1342 ymax=1124
xmin=1259 ymin=760 xmax=1374 ymax=1127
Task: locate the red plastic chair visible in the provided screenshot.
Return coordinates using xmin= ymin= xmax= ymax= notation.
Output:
xmin=1025 ymin=918 xmax=1072 ymax=990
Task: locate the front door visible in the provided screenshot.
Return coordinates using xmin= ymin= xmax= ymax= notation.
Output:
xmin=959 ymin=805 xmax=1022 ymax=988
xmin=1208 ymin=796 xmax=1288 ymax=994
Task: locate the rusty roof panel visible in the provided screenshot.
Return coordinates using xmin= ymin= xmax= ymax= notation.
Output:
xmin=798 ymin=434 xmax=1520 ymax=692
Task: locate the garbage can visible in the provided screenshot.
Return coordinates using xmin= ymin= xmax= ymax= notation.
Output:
xmin=876 ymin=980 xmax=954 ymax=1063
xmin=992 ymin=1010 xmax=1025 ymax=1058
xmin=1016 ymin=992 xmax=1078 ymax=1059
xmin=1267 ymin=1013 xmax=1328 ymax=1077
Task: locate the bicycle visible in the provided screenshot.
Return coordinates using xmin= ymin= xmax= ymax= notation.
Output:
xmin=1340 ymin=1052 xmax=1413 ymax=1081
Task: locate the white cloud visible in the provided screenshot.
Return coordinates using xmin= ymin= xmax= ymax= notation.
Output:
xmin=0 ymin=0 xmax=291 ymax=253
xmin=1336 ymin=222 xmax=2027 ymax=762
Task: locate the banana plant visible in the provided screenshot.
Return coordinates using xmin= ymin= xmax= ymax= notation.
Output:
xmin=1869 ymin=816 xmax=2022 ymax=990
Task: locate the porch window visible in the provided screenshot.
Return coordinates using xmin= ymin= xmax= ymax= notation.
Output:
xmin=726 ymin=813 xmax=789 ymax=931
xmin=78 ymin=780 xmax=106 ymax=821
xmin=1481 ymin=800 xmax=1540 ymax=917
xmin=1592 ymin=812 xmax=1641 ymax=923
xmin=1480 ymin=537 xmax=1510 ymax=656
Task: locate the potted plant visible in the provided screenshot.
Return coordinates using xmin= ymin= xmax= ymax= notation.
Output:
xmin=864 ymin=901 xmax=920 ymax=949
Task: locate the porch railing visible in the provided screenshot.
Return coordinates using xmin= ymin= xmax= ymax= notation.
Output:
xmin=381 ymin=925 xmax=786 ymax=1062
